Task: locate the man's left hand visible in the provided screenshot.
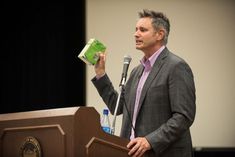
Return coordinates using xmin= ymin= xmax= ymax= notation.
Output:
xmin=127 ymin=137 xmax=151 ymax=157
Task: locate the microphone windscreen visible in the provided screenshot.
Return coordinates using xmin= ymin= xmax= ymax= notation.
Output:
xmin=124 ymin=55 xmax=132 ymax=64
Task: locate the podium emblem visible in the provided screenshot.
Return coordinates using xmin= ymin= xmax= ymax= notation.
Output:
xmin=20 ymin=136 xmax=42 ymax=157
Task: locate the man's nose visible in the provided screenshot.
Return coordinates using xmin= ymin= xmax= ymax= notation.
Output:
xmin=134 ymin=30 xmax=139 ymax=37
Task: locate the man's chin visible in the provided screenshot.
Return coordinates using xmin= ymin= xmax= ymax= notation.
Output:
xmin=135 ymin=46 xmax=142 ymax=50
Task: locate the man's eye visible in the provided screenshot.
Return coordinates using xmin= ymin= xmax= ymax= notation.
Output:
xmin=140 ymin=28 xmax=147 ymax=32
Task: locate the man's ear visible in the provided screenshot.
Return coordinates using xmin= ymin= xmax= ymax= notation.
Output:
xmin=156 ymin=29 xmax=165 ymax=41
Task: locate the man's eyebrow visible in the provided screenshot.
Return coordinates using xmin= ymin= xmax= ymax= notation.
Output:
xmin=136 ymin=26 xmax=147 ymax=29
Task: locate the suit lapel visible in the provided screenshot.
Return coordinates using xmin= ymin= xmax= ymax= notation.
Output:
xmin=129 ymin=65 xmax=144 ymax=118
xmin=136 ymin=48 xmax=168 ymax=114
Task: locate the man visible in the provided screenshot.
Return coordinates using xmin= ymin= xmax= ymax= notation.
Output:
xmin=92 ymin=9 xmax=196 ymax=157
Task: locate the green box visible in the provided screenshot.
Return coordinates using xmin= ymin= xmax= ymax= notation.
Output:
xmin=78 ymin=38 xmax=106 ymax=65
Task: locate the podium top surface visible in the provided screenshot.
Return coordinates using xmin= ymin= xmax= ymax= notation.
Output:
xmin=0 ymin=106 xmax=85 ymax=121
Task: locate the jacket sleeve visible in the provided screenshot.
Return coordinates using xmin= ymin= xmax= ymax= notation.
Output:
xmin=91 ymin=74 xmax=124 ymax=115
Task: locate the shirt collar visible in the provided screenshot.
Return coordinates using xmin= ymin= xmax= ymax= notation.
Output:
xmin=140 ymin=45 xmax=165 ymax=69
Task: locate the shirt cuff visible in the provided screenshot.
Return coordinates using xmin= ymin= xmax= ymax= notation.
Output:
xmin=95 ymin=73 xmax=106 ymax=80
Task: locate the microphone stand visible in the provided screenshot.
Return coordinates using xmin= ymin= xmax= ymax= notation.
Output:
xmin=110 ymin=55 xmax=131 ymax=135
xmin=110 ymin=83 xmax=125 ymax=135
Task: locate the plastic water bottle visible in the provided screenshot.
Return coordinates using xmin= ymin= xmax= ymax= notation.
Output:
xmin=101 ymin=109 xmax=111 ymax=134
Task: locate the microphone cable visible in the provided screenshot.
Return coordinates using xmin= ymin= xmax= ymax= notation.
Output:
xmin=121 ymin=88 xmax=137 ymax=137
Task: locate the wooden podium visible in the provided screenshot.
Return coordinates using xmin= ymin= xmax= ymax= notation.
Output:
xmin=0 ymin=107 xmax=132 ymax=157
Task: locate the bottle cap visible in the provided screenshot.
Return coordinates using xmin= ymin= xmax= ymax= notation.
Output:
xmin=103 ymin=109 xmax=109 ymax=115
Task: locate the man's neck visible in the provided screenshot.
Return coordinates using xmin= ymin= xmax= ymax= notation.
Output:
xmin=143 ymin=44 xmax=164 ymax=59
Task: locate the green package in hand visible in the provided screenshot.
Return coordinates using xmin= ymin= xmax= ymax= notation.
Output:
xmin=78 ymin=38 xmax=106 ymax=65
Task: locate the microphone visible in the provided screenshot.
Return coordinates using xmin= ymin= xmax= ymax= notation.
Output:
xmin=119 ymin=55 xmax=132 ymax=86
xmin=111 ymin=55 xmax=132 ymax=135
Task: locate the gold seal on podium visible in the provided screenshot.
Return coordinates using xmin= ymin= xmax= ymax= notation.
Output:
xmin=20 ymin=136 xmax=42 ymax=157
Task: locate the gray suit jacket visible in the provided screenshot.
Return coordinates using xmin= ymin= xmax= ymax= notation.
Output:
xmin=92 ymin=47 xmax=196 ymax=157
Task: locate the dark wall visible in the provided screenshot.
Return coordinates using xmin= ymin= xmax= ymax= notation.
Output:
xmin=1 ymin=1 xmax=86 ymax=113
xmin=193 ymin=147 xmax=235 ymax=157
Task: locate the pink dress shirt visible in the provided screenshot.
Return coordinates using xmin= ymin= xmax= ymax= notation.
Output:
xmin=130 ymin=45 xmax=165 ymax=139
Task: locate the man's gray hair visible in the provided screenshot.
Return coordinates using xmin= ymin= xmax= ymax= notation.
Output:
xmin=138 ymin=9 xmax=170 ymax=45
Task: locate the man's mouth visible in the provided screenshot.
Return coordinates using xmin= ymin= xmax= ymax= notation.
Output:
xmin=136 ymin=40 xmax=142 ymax=45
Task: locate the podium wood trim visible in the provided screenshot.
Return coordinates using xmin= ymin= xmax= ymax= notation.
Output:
xmin=1 ymin=124 xmax=66 ymax=157
xmin=86 ymin=137 xmax=129 ymax=157
xmin=2 ymin=124 xmax=65 ymax=135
